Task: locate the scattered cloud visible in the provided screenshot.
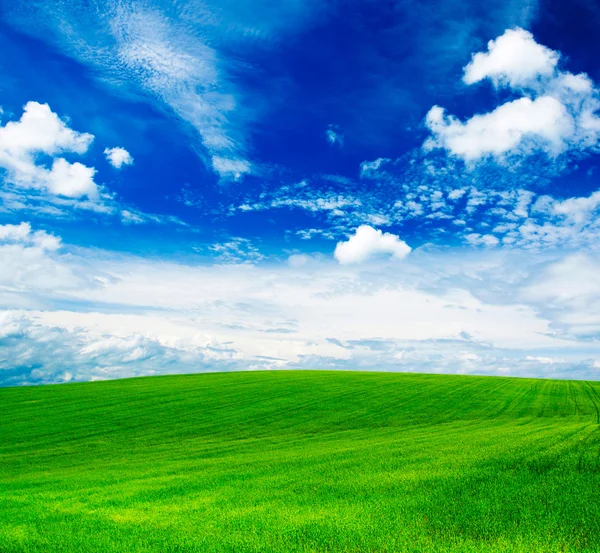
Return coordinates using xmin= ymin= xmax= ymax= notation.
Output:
xmin=360 ymin=157 xmax=390 ymax=178
xmin=234 ymin=179 xmax=362 ymax=220
xmin=4 ymin=0 xmax=326 ymax=180
xmin=0 ymin=101 xmax=98 ymax=198
xmin=207 ymin=237 xmax=265 ymax=264
xmin=465 ymin=233 xmax=500 ymax=247
xmin=326 ymin=125 xmax=344 ymax=146
xmin=425 ymin=28 xmax=600 ymax=163
xmin=104 ymin=146 xmax=134 ymax=169
xmin=334 ymin=225 xmax=411 ymax=264
xmin=0 ymin=101 xmax=191 ymax=225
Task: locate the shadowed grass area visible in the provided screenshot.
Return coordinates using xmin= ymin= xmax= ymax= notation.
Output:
xmin=1 ymin=371 xmax=600 ymax=552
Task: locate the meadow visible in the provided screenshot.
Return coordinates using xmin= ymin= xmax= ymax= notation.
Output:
xmin=1 ymin=370 xmax=600 ymax=552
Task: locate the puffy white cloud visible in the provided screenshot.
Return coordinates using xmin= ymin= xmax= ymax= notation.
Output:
xmin=47 ymin=158 xmax=97 ymax=198
xmin=425 ymin=96 xmax=573 ymax=160
xmin=0 ymin=222 xmax=32 ymax=242
xmin=0 ymin=102 xmax=99 ymax=198
xmin=425 ymin=29 xmax=600 ymax=163
xmin=0 ymin=101 xmax=93 ymax=155
xmin=104 ymin=147 xmax=133 ymax=169
xmin=334 ymin=225 xmax=411 ymax=264
xmin=463 ymin=28 xmax=559 ymax=88
xmin=0 ymin=222 xmax=61 ymax=251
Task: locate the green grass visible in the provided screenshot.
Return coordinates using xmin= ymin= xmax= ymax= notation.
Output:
xmin=1 ymin=371 xmax=600 ymax=552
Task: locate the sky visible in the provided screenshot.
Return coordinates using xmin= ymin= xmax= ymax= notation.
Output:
xmin=2 ymin=0 xmax=600 ymax=385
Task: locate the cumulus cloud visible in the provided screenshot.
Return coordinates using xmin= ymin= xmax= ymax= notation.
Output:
xmin=0 ymin=102 xmax=98 ymax=198
xmin=425 ymin=28 xmax=600 ymax=163
xmin=0 ymin=222 xmax=61 ymax=251
xmin=104 ymin=147 xmax=133 ymax=169
xmin=425 ymin=96 xmax=573 ymax=161
xmin=463 ymin=28 xmax=559 ymax=88
xmin=334 ymin=225 xmax=411 ymax=264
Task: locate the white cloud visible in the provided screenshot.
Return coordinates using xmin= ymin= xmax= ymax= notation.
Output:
xmin=0 ymin=222 xmax=31 ymax=242
xmin=448 ymin=188 xmax=467 ymax=200
xmin=4 ymin=1 xmax=326 ymax=180
xmin=0 ymin=101 xmax=93 ymax=155
xmin=425 ymin=96 xmax=573 ymax=161
xmin=0 ymin=311 xmax=248 ymax=385
xmin=208 ymin=237 xmax=264 ymax=264
xmin=425 ymin=29 xmax=600 ymax=163
xmin=465 ymin=233 xmax=500 ymax=247
xmin=360 ymin=157 xmax=390 ymax=178
xmin=47 ymin=158 xmax=97 ymax=198
xmin=0 ymin=222 xmax=61 ymax=251
xmin=97 ymin=4 xmax=252 ymax=180
xmin=526 ymin=356 xmax=562 ymax=364
xmin=326 ymin=125 xmax=344 ymax=146
xmin=287 ymin=253 xmax=312 ymax=268
xmin=334 ymin=225 xmax=411 ymax=264
xmin=104 ymin=147 xmax=133 ymax=169
xmin=463 ymin=28 xmax=559 ymax=88
xmin=550 ymin=191 xmax=600 ymax=224
xmin=3 ymin=224 xmax=600 ymax=384
xmin=0 ymin=223 xmax=77 ymax=304
xmin=211 ymin=157 xmax=251 ymax=181
xmin=0 ymin=102 xmax=99 ymax=198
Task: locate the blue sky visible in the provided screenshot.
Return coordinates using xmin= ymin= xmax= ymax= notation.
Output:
xmin=2 ymin=0 xmax=600 ymax=385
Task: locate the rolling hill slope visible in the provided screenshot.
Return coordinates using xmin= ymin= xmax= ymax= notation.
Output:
xmin=1 ymin=371 xmax=600 ymax=552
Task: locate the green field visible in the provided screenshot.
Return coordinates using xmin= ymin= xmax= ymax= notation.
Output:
xmin=1 ymin=371 xmax=600 ymax=552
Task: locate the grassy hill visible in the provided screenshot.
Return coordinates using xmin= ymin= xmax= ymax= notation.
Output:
xmin=1 ymin=371 xmax=600 ymax=552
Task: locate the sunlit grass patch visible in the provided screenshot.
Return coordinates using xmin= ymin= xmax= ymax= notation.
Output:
xmin=1 ymin=371 xmax=599 ymax=552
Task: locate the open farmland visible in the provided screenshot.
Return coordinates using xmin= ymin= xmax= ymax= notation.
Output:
xmin=1 ymin=371 xmax=600 ymax=552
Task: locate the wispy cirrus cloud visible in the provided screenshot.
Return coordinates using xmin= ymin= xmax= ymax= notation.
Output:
xmin=3 ymin=0 xmax=325 ymax=180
